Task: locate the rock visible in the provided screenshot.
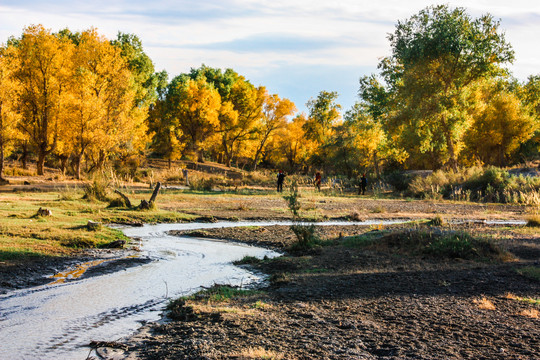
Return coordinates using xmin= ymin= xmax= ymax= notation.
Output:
xmin=37 ymin=207 xmax=52 ymax=216
xmin=87 ymin=220 xmax=102 ymax=231
xmin=104 ymin=240 xmax=126 ymax=249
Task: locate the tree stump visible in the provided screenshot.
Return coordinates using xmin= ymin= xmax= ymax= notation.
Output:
xmin=87 ymin=220 xmax=102 ymax=231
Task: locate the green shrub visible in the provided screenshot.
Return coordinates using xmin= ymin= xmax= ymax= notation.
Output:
xmin=348 ymin=229 xmax=508 ymax=261
xmin=189 ymin=177 xmax=216 ymax=191
xmin=82 ymin=178 xmax=110 ymax=202
xmin=234 ymin=255 xmax=264 ymax=265
xmin=166 ymin=298 xmax=198 ymax=321
xmin=526 ymin=215 xmax=540 ymax=227
xmin=428 ymin=215 xmax=445 ymax=226
xmin=284 ymin=181 xmax=320 ymax=251
xmin=385 ymin=171 xmax=413 ymax=192
xmin=185 ymin=285 xmax=261 ymax=302
xmin=517 ymin=266 xmax=540 ymax=281
xmin=289 ymin=224 xmax=320 ymax=251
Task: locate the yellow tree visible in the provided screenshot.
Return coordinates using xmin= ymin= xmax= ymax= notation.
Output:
xmin=219 ymin=79 xmax=265 ymax=167
xmin=465 ymin=83 xmax=537 ymax=166
xmin=168 ymin=77 xmax=221 ymax=162
xmin=0 ymin=45 xmax=21 ymax=183
xmin=60 ymin=28 xmax=142 ymax=178
xmin=279 ymin=114 xmax=315 ymax=170
xmin=15 ymin=24 xmax=74 ymax=175
xmin=251 ymin=91 xmax=296 ymax=170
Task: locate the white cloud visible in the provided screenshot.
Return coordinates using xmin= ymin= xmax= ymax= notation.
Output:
xmin=1 ymin=0 xmax=540 ymax=111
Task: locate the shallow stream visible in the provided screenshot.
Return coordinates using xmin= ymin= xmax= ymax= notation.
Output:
xmin=0 ymin=219 xmax=526 ymax=359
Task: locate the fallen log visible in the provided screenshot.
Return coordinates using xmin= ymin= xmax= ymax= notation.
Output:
xmin=113 ymin=189 xmax=132 ymax=208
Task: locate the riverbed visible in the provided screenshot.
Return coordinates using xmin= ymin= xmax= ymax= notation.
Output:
xmin=0 ymin=219 xmax=528 ymax=359
xmin=0 ymin=223 xmax=279 ymax=359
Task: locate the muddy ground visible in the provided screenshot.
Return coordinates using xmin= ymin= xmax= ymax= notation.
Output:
xmin=116 ymin=220 xmax=539 ymax=360
xmin=1 ymin=196 xmax=538 ymax=359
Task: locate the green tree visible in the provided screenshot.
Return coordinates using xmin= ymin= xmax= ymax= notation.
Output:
xmin=111 ymin=32 xmax=159 ymax=107
xmin=303 ymin=91 xmax=341 ymax=170
xmin=382 ymin=5 xmax=514 ymax=170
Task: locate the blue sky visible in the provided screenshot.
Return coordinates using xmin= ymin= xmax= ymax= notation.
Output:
xmin=1 ymin=0 xmax=540 ymax=114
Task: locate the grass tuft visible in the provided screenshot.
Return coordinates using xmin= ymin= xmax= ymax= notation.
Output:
xmin=517 ymin=266 xmax=540 ymax=281
xmin=474 ymin=297 xmax=496 ymax=310
xmin=231 ymin=347 xmax=284 ymax=360
xmin=185 ymin=284 xmax=262 ymax=303
xmin=526 ymin=215 xmax=540 ymax=227
xmin=341 ymin=228 xmax=509 ymax=261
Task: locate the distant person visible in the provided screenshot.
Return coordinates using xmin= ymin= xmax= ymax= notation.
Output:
xmin=182 ymin=168 xmax=189 ymax=186
xmin=277 ymin=170 xmax=286 ymax=192
xmin=314 ymin=172 xmax=322 ymax=191
xmin=360 ymin=174 xmax=367 ymax=195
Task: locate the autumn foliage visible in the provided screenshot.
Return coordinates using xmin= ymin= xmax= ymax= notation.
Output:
xmin=0 ymin=7 xmax=539 ymax=182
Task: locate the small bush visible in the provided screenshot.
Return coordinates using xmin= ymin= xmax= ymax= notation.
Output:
xmin=428 ymin=215 xmax=445 ymax=226
xmin=349 ymin=229 xmax=508 ymax=261
xmin=385 ymin=171 xmax=414 ymax=192
xmin=189 ymin=177 xmax=216 ymax=191
xmin=289 ymin=223 xmax=320 ymax=251
xmin=107 ymin=197 xmax=129 ymax=208
xmin=517 ymin=266 xmax=540 ymax=281
xmin=186 ymin=285 xmax=261 ymax=302
xmin=234 ymin=255 xmax=263 ymax=265
xmin=166 ymin=298 xmax=198 ymax=321
xmin=526 ymin=215 xmax=540 ymax=227
xmin=83 ymin=178 xmax=110 ymax=202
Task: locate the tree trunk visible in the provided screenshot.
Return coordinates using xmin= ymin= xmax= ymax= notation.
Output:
xmin=0 ymin=142 xmax=7 ymax=184
xmin=37 ymin=151 xmax=46 ymax=176
xmin=373 ymin=151 xmax=380 ymax=179
xmin=21 ymin=141 xmax=28 ymax=170
xmin=75 ymin=155 xmax=82 ymax=180
xmin=442 ymin=114 xmax=458 ymax=172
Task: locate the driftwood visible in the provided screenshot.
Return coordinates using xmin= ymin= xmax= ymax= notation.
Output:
xmin=113 ymin=189 xmax=132 ymax=208
xmin=149 ymin=181 xmax=161 ymax=203
xmin=139 ymin=182 xmax=161 ymax=210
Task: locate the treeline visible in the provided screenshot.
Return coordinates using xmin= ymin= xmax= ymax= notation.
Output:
xmin=1 ymin=5 xmax=539 ymax=183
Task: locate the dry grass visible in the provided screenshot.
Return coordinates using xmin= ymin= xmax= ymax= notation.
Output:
xmin=474 ymin=297 xmax=496 ymax=310
xmin=505 ymin=293 xmax=540 ymax=305
xmin=348 ymin=210 xmax=364 ymax=221
xmin=526 ymin=214 xmax=540 ymax=227
xmin=231 ymin=347 xmax=286 ymax=360
xmin=519 ymin=308 xmax=539 ymax=319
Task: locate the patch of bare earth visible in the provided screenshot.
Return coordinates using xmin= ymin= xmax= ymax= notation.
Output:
xmin=123 ymin=223 xmax=539 ymax=359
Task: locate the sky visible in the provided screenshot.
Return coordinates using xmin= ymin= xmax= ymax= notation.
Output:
xmin=1 ymin=0 xmax=540 ymax=114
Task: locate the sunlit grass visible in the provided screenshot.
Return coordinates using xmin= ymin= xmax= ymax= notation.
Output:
xmin=231 ymin=347 xmax=285 ymax=360
xmin=0 ymin=189 xmax=193 ymax=261
xmin=517 ymin=266 xmax=540 ymax=281
xmin=474 ymin=297 xmax=496 ymax=310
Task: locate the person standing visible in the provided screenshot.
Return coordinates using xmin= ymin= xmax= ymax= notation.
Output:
xmin=360 ymin=174 xmax=367 ymax=195
xmin=314 ymin=172 xmax=322 ymax=192
xmin=277 ymin=170 xmax=286 ymax=192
